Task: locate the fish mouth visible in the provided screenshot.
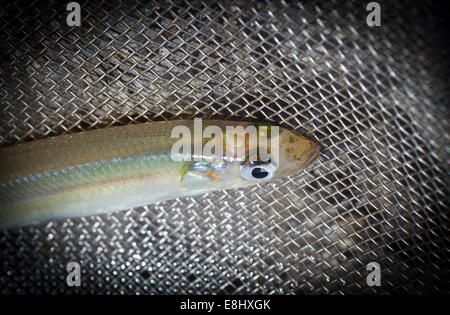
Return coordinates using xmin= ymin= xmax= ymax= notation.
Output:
xmin=303 ymin=145 xmax=320 ymax=168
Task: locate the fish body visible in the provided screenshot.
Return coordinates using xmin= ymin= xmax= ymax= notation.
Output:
xmin=0 ymin=120 xmax=319 ymax=229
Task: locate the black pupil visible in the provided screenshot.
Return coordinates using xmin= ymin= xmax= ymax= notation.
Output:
xmin=251 ymin=167 xmax=269 ymax=179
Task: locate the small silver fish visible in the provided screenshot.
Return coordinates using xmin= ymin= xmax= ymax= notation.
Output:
xmin=0 ymin=120 xmax=319 ymax=229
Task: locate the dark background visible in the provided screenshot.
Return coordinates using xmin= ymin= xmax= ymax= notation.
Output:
xmin=0 ymin=0 xmax=448 ymax=294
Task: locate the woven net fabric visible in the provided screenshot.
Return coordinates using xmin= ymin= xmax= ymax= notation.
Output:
xmin=0 ymin=0 xmax=448 ymax=294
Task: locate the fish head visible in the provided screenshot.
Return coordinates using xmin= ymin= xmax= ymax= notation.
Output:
xmin=180 ymin=122 xmax=319 ymax=191
xmin=234 ymin=125 xmax=320 ymax=184
xmin=269 ymin=127 xmax=320 ymax=179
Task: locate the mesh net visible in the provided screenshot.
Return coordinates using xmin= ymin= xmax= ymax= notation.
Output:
xmin=0 ymin=0 xmax=448 ymax=294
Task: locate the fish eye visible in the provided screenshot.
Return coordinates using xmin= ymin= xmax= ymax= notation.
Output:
xmin=240 ymin=162 xmax=276 ymax=182
xmin=251 ymin=167 xmax=269 ymax=179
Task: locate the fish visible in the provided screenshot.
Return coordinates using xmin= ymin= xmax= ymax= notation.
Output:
xmin=0 ymin=120 xmax=319 ymax=229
